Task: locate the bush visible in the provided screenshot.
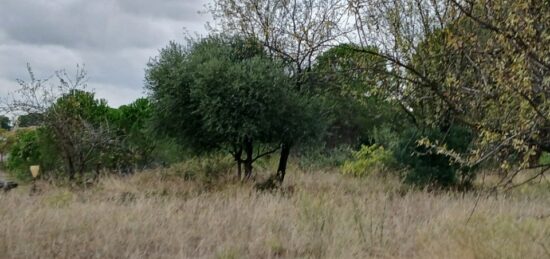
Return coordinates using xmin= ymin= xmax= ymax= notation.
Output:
xmin=393 ymin=126 xmax=475 ymax=189
xmin=539 ymin=152 xmax=550 ymax=165
xmin=171 ymin=154 xmax=234 ymax=184
xmin=5 ymin=128 xmax=61 ymax=181
xmin=6 ymin=130 xmax=38 ymax=181
xmin=149 ymin=138 xmax=188 ymax=166
xmin=341 ymin=144 xmax=396 ymax=177
xmin=297 ymin=145 xmax=354 ymax=170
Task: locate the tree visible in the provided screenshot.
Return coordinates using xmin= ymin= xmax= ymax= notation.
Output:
xmin=46 ymin=89 xmax=115 ymax=179
xmin=1 ymin=65 xmax=118 ymax=180
xmin=17 ymin=113 xmax=43 ymax=127
xmin=347 ymin=0 xmax=550 ymax=187
xmin=5 ymin=129 xmax=42 ymax=180
xmin=210 ymin=1 xmax=350 ymax=181
xmin=0 ymin=116 xmax=10 ymax=130
xmin=441 ymin=0 xmax=550 ymax=181
xmin=308 ymin=44 xmax=405 ymax=148
xmin=146 ymin=35 xmax=316 ymax=181
xmin=107 ymin=98 xmax=156 ymax=171
xmin=209 ymin=0 xmax=349 ymax=86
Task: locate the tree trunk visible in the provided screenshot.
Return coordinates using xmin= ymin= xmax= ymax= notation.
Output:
xmin=235 ymin=147 xmax=243 ymax=180
xmin=92 ymin=164 xmax=99 ymax=181
xmin=244 ymin=138 xmax=253 ymax=180
xmin=276 ymin=143 xmax=291 ymax=183
xmin=66 ymin=155 xmax=76 ymax=180
xmin=237 ymin=160 xmax=242 ymax=180
xmin=78 ymin=152 xmax=86 ymax=178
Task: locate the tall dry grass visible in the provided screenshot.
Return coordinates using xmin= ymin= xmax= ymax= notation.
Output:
xmin=0 ymin=164 xmax=549 ymax=259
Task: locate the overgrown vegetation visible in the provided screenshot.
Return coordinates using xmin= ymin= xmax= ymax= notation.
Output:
xmin=0 ymin=1 xmax=547 ymax=190
xmin=1 ymin=1 xmax=550 ymax=258
xmin=341 ymin=144 xmax=396 ymax=178
xmin=0 ymin=164 xmax=548 ymax=258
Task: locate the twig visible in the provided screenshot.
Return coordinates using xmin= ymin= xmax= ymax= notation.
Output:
xmin=465 ymin=191 xmax=482 ymax=224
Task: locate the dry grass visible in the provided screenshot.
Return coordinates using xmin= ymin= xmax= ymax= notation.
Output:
xmin=0 ymin=164 xmax=549 ymax=259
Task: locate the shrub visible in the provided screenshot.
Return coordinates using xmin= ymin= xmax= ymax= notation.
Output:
xmin=341 ymin=144 xmax=396 ymax=177
xmin=171 ymin=154 xmax=234 ymax=184
xmin=0 ymin=129 xmax=16 ymax=163
xmin=539 ymin=152 xmax=550 ymax=165
xmin=149 ymin=138 xmax=188 ymax=166
xmin=393 ymin=126 xmax=475 ymax=189
xmin=7 ymin=130 xmax=40 ymax=181
xmin=5 ymin=128 xmax=60 ymax=181
xmin=297 ymin=145 xmax=354 ymax=170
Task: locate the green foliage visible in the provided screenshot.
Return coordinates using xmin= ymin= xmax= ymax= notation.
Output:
xmin=50 ymin=90 xmax=111 ymax=125
xmin=394 ymin=126 xmax=475 ymax=189
xmin=17 ymin=113 xmax=43 ymax=127
xmin=308 ymin=44 xmax=405 ymax=148
xmin=145 ymin=41 xmax=204 ymax=147
xmin=296 ymin=145 xmax=354 ymax=170
xmin=147 ymin=35 xmax=298 ymax=149
xmin=171 ymin=154 xmax=234 ymax=184
xmin=9 ymin=89 xmax=154 ymax=180
xmin=6 ymin=83 xmax=183 ymax=182
xmin=0 ymin=115 xmax=10 ymax=130
xmin=150 ymin=138 xmax=188 ymax=166
xmin=0 ymin=129 xmax=15 ymax=162
xmin=397 ymin=1 xmax=550 ymax=174
xmin=146 ymin=35 xmax=319 ymax=179
xmin=6 ymin=130 xmax=38 ymax=181
xmin=310 ymin=44 xmax=391 ymax=96
xmin=45 ymin=90 xmax=114 ymax=178
xmin=341 ymin=144 xmax=396 ymax=178
xmin=190 ymin=49 xmax=292 ymax=147
xmin=539 ymin=152 xmax=550 ymax=166
xmin=107 ymin=98 xmax=156 ymax=170
xmin=5 ymin=129 xmax=59 ymax=181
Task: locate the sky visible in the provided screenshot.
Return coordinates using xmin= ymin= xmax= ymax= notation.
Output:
xmin=0 ymin=0 xmax=210 ymax=107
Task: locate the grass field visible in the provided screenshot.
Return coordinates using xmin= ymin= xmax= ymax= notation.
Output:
xmin=0 ymin=163 xmax=549 ymax=259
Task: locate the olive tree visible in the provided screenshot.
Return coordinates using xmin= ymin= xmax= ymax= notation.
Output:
xmin=146 ymin=35 xmax=317 ymax=182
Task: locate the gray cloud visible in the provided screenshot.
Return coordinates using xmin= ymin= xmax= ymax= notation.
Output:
xmin=0 ymin=0 xmax=210 ymax=107
xmin=119 ymin=0 xmax=207 ymax=20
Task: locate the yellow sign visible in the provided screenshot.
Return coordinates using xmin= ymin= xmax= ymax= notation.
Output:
xmin=30 ymin=165 xmax=40 ymax=178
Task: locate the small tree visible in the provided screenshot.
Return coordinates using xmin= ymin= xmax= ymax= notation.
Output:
xmin=5 ymin=129 xmax=41 ymax=180
xmin=147 ymin=35 xmax=316 ymax=181
xmin=1 ymin=65 xmax=117 ymax=180
xmin=108 ymin=98 xmax=156 ymax=170
xmin=17 ymin=113 xmax=43 ymax=127
xmin=0 ymin=116 xmax=10 ymax=130
xmin=308 ymin=44 xmax=405 ymax=148
xmin=46 ymin=90 xmax=115 ymax=179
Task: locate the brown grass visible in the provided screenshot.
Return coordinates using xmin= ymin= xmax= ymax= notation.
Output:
xmin=0 ymin=164 xmax=549 ymax=259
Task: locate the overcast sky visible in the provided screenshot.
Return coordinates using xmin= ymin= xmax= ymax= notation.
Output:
xmin=0 ymin=0 xmax=210 ymax=107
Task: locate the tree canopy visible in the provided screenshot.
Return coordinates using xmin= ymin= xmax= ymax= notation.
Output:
xmin=146 ymin=35 xmax=318 ymax=181
xmin=0 ymin=116 xmax=10 ymax=130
